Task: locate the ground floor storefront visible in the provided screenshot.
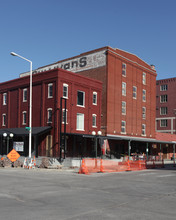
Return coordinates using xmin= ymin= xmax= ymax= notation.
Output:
xmin=0 ymin=128 xmax=175 ymax=163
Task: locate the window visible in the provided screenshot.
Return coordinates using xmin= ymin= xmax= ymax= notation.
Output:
xmin=142 ymin=124 xmax=146 ymax=135
xmin=142 ymin=107 xmax=146 ymax=119
xmin=160 ymin=107 xmax=167 ymax=115
xmin=160 ymin=95 xmax=168 ymax=103
xmin=121 ymin=121 xmax=126 ymax=133
xmin=23 ymin=88 xmax=27 ymax=102
xmin=122 ymin=63 xmax=126 ymax=76
xmin=22 ymin=111 xmax=27 ymax=125
xmin=63 ymin=84 xmax=68 ymax=98
xmin=47 ymin=108 xmax=52 ymax=123
xmin=142 ymin=90 xmax=146 ymax=102
xmin=160 ymin=119 xmax=167 ymax=127
xmin=93 ymin=92 xmax=97 ymax=105
xmin=3 ymin=93 xmax=7 ymax=105
xmin=2 ymin=114 xmax=6 ymax=126
xmin=142 ymin=72 xmax=146 ymax=85
xmin=76 ymin=113 xmax=84 ymax=130
xmin=133 ymin=86 xmax=137 ymax=99
xmin=160 ymin=84 xmax=168 ymax=91
xmin=48 ymin=83 xmax=53 ymax=98
xmin=122 ymin=82 xmax=126 ymax=96
xmin=62 ymin=109 xmax=68 ymax=124
xmin=77 ymin=91 xmax=85 ymax=107
xmin=122 ymin=101 xmax=126 ymax=115
xmin=92 ymin=114 xmax=97 ymax=127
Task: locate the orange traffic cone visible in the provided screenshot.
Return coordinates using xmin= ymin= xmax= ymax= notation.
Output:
xmin=34 ymin=156 xmax=36 ymax=166
xmin=78 ymin=159 xmax=89 ymax=175
xmin=99 ymin=159 xmax=104 ymax=173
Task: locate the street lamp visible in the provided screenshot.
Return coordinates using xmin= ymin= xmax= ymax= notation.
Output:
xmin=11 ymin=52 xmax=32 ymax=158
xmin=92 ymin=131 xmax=102 ymax=158
xmin=3 ymin=133 xmax=14 ymax=154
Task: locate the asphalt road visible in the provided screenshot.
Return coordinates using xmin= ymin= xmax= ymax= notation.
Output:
xmin=0 ymin=166 xmax=175 ymax=220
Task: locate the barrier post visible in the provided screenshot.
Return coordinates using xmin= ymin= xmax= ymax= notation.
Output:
xmin=138 ymin=160 xmax=142 ymax=170
xmin=126 ymin=159 xmax=131 ymax=171
xmin=99 ymin=159 xmax=104 ymax=173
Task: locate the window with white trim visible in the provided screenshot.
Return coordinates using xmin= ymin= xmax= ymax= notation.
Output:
xmin=160 ymin=95 xmax=167 ymax=103
xmin=62 ymin=109 xmax=68 ymax=124
xmin=63 ymin=84 xmax=68 ymax=98
xmin=122 ymin=63 xmax=126 ymax=76
xmin=23 ymin=88 xmax=27 ymax=102
xmin=2 ymin=114 xmax=6 ymax=126
xmin=122 ymin=82 xmax=126 ymax=96
xmin=76 ymin=113 xmax=84 ymax=130
xmin=133 ymin=86 xmax=137 ymax=99
xmin=47 ymin=108 xmax=52 ymax=123
xmin=121 ymin=121 xmax=126 ymax=133
xmin=22 ymin=111 xmax=27 ymax=125
xmin=48 ymin=83 xmax=53 ymax=98
xmin=92 ymin=114 xmax=97 ymax=127
xmin=142 ymin=89 xmax=146 ymax=102
xmin=142 ymin=72 xmax=146 ymax=85
xmin=77 ymin=91 xmax=85 ymax=107
xmin=160 ymin=119 xmax=167 ymax=127
xmin=160 ymin=107 xmax=167 ymax=115
xmin=3 ymin=93 xmax=7 ymax=105
xmin=142 ymin=107 xmax=146 ymax=119
xmin=122 ymin=101 xmax=126 ymax=115
xmin=160 ymin=84 xmax=168 ymax=91
xmin=93 ymin=92 xmax=97 ymax=105
xmin=142 ymin=124 xmax=146 ymax=135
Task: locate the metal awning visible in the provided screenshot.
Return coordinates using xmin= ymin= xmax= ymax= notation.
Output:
xmin=0 ymin=126 xmax=52 ymax=136
xmin=107 ymin=134 xmax=176 ymax=145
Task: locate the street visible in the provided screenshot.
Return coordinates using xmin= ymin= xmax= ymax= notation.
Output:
xmin=0 ymin=166 xmax=175 ymax=220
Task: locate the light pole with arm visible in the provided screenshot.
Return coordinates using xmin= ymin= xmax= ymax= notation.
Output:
xmin=11 ymin=52 xmax=32 ymax=158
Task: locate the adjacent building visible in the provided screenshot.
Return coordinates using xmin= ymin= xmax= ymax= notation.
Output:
xmin=156 ymin=77 xmax=176 ymax=134
xmin=0 ymin=68 xmax=102 ymax=158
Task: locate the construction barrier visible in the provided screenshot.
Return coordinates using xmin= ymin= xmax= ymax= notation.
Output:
xmin=78 ymin=158 xmax=165 ymax=175
xmin=23 ymin=157 xmax=36 ymax=169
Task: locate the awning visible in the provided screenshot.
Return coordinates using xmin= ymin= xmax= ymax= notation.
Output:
xmin=0 ymin=126 xmax=52 ymax=136
xmin=107 ymin=133 xmax=176 ymax=144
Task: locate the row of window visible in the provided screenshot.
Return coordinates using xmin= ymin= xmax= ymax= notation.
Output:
xmin=2 ymin=84 xmax=98 ymax=107
xmin=122 ymin=63 xmax=146 ymax=85
xmin=1 ymin=110 xmax=97 ymax=130
xmin=122 ymin=101 xmax=146 ymax=119
xmin=122 ymin=82 xmax=146 ymax=101
xmin=121 ymin=120 xmax=146 ymax=135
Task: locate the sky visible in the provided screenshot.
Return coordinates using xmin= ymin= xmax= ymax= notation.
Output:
xmin=0 ymin=0 xmax=176 ymax=83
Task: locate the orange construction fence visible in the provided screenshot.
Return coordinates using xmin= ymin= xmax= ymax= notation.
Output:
xmin=78 ymin=158 xmax=165 ymax=175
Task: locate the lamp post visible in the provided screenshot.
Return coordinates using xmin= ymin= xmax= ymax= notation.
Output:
xmin=3 ymin=133 xmax=14 ymax=154
xmin=11 ymin=52 xmax=32 ymax=158
xmin=92 ymin=131 xmax=102 ymax=158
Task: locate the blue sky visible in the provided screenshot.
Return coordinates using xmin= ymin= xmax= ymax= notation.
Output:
xmin=0 ymin=0 xmax=175 ymax=82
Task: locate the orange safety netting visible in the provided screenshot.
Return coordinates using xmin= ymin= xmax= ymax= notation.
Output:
xmin=78 ymin=158 xmax=148 ymax=174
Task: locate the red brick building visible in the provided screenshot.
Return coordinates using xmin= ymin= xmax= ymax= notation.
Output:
xmin=22 ymin=46 xmax=157 ymax=139
xmin=20 ymin=46 xmax=157 ymax=157
xmin=0 ymin=68 xmax=102 ymax=158
xmin=156 ymin=77 xmax=176 ymax=134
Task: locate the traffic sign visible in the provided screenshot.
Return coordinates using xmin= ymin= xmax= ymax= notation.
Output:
xmin=7 ymin=149 xmax=20 ymax=162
